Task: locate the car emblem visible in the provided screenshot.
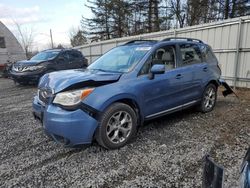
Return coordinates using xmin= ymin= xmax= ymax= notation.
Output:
xmin=40 ymin=90 xmax=48 ymax=99
xmin=17 ymin=66 xmax=23 ymax=71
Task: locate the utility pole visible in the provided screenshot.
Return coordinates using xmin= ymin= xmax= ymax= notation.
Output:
xmin=50 ymin=29 xmax=54 ymax=48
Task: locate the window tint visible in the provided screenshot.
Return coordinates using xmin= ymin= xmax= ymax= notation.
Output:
xmin=180 ymin=43 xmax=202 ymax=65
xmin=139 ymin=45 xmax=176 ymax=75
xmin=0 ymin=37 xmax=6 ymax=48
xmin=69 ymin=51 xmax=82 ymax=60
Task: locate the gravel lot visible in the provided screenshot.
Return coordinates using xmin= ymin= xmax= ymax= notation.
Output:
xmin=0 ymin=78 xmax=249 ymax=188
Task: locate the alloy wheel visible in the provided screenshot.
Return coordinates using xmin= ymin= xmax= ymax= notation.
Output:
xmin=204 ymin=87 xmax=216 ymax=110
xmin=106 ymin=111 xmax=132 ymax=144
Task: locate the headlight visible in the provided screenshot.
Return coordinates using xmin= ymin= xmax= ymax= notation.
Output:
xmin=24 ymin=65 xmax=44 ymax=71
xmin=53 ymin=88 xmax=94 ymax=106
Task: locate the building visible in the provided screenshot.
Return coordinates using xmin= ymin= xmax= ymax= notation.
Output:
xmin=0 ymin=21 xmax=26 ymax=67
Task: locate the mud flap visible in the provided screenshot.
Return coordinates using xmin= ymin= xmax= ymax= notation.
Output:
xmin=219 ymin=79 xmax=238 ymax=98
xmin=202 ymin=155 xmax=224 ymax=188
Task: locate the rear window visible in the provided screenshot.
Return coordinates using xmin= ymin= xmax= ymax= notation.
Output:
xmin=199 ymin=44 xmax=218 ymax=64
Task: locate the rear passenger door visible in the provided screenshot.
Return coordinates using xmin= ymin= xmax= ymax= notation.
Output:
xmin=177 ymin=43 xmax=208 ymax=103
xmin=68 ymin=51 xmax=84 ymax=69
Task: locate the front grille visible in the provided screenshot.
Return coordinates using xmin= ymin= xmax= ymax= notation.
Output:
xmin=38 ymin=88 xmax=53 ymax=105
xmin=13 ymin=65 xmax=24 ymax=72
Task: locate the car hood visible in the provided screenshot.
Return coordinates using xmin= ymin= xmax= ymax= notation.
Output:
xmin=39 ymin=69 xmax=122 ymax=93
xmin=15 ymin=60 xmax=45 ymax=66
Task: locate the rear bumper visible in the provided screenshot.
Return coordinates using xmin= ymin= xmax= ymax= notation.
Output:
xmin=32 ymin=96 xmax=99 ymax=146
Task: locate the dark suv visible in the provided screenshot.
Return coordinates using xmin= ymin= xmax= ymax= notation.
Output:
xmin=10 ymin=48 xmax=88 ymax=84
xmin=33 ymin=38 xmax=233 ymax=149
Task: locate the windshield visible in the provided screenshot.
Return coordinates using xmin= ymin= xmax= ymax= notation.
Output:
xmin=88 ymin=45 xmax=151 ymax=73
xmin=31 ymin=51 xmax=59 ymax=61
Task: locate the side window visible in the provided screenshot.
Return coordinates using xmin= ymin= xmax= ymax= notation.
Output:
xmin=60 ymin=52 xmax=69 ymax=61
xmin=139 ymin=57 xmax=153 ymax=75
xmin=180 ymin=43 xmax=202 ymax=66
xmin=69 ymin=51 xmax=82 ymax=60
xmin=139 ymin=45 xmax=176 ymax=75
xmin=0 ymin=37 xmax=6 ymax=48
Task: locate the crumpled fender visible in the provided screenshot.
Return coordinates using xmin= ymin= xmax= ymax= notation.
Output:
xmin=219 ymin=79 xmax=238 ymax=98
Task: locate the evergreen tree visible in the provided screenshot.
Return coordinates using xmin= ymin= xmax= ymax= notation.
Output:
xmin=80 ymin=0 xmax=249 ymax=42
xmin=70 ymin=30 xmax=87 ymax=47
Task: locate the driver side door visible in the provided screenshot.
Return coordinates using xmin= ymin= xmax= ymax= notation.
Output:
xmin=136 ymin=44 xmax=186 ymax=118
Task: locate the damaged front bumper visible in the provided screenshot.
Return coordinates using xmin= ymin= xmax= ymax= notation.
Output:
xmin=32 ymin=96 xmax=99 ymax=146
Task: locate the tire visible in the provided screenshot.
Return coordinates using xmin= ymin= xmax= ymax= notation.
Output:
xmin=95 ymin=103 xmax=138 ymax=149
xmin=198 ymin=83 xmax=217 ymax=113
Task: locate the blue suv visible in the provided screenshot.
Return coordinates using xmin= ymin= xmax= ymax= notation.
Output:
xmin=33 ymin=38 xmax=230 ymax=149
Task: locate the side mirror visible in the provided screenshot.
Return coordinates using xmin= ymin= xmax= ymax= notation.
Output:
xmin=149 ymin=64 xmax=165 ymax=79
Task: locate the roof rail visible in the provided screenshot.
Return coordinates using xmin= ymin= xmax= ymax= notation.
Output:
xmin=124 ymin=40 xmax=158 ymax=45
xmin=162 ymin=37 xmax=203 ymax=43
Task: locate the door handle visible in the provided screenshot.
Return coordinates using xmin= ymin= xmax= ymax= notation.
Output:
xmin=203 ymin=67 xmax=208 ymax=72
xmin=175 ymin=74 xmax=183 ymax=79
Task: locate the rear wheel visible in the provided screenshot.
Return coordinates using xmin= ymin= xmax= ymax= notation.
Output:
xmin=198 ymin=84 xmax=217 ymax=113
xmin=96 ymin=103 xmax=137 ymax=149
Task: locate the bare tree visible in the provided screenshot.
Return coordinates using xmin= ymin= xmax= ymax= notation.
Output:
xmin=13 ymin=21 xmax=36 ymax=59
xmin=169 ymin=0 xmax=186 ymax=28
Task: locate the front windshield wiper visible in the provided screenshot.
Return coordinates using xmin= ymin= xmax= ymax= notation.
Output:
xmin=89 ymin=68 xmax=123 ymax=73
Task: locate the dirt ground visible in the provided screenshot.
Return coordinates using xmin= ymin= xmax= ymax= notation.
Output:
xmin=0 ymin=78 xmax=249 ymax=188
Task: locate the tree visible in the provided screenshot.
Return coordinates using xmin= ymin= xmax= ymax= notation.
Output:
xmin=146 ymin=0 xmax=161 ymax=32
xmin=14 ymin=21 xmax=36 ymax=59
xmin=82 ymin=0 xmax=113 ymax=40
xmin=222 ymin=0 xmax=248 ymax=19
xmin=81 ymin=0 xmax=249 ymax=40
xmin=169 ymin=0 xmax=186 ymax=28
xmin=69 ymin=28 xmax=87 ymax=47
xmin=110 ymin=0 xmax=131 ymax=37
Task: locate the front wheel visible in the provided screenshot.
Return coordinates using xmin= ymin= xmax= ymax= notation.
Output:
xmin=95 ymin=103 xmax=137 ymax=149
xmin=198 ymin=84 xmax=217 ymax=113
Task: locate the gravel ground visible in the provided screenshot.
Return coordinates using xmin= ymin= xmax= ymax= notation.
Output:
xmin=0 ymin=78 xmax=249 ymax=188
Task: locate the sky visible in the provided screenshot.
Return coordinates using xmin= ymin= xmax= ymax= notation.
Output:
xmin=0 ymin=0 xmax=92 ymax=50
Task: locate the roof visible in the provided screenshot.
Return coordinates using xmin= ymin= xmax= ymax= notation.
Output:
xmin=123 ymin=37 xmax=205 ymax=47
xmin=42 ymin=48 xmax=80 ymax=52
